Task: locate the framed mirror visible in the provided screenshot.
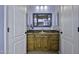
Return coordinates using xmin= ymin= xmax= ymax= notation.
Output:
xmin=33 ymin=13 xmax=52 ymax=27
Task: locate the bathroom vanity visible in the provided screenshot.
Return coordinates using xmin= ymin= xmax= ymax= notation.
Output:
xmin=27 ymin=30 xmax=59 ymax=53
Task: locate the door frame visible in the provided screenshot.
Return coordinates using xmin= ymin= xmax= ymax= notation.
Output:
xmin=4 ymin=5 xmax=7 ymax=54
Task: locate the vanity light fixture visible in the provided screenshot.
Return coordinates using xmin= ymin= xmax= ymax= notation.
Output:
xmin=36 ymin=6 xmax=48 ymax=10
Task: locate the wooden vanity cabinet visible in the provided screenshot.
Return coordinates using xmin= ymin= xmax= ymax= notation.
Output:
xmin=27 ymin=32 xmax=59 ymax=51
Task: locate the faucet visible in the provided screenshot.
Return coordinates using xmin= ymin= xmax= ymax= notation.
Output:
xmin=41 ymin=30 xmax=44 ymax=34
xmin=42 ymin=30 xmax=43 ymax=32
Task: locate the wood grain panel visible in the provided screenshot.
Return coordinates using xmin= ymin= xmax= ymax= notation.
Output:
xmin=40 ymin=36 xmax=48 ymax=51
xmin=27 ymin=34 xmax=34 ymax=51
xmin=34 ymin=34 xmax=41 ymax=51
xmin=27 ymin=32 xmax=59 ymax=51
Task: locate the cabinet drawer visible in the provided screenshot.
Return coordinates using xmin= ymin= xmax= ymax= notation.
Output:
xmin=48 ymin=35 xmax=59 ymax=38
xmin=28 ymin=35 xmax=34 ymax=38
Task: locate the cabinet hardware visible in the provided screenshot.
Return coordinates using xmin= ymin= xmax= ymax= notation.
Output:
xmin=60 ymin=32 xmax=63 ymax=34
xmin=78 ymin=27 xmax=79 ymax=32
xmin=7 ymin=27 xmax=9 ymax=32
xmin=25 ymin=32 xmax=27 ymax=34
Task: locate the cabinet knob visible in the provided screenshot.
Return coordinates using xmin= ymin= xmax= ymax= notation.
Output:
xmin=60 ymin=32 xmax=63 ymax=34
xmin=25 ymin=32 xmax=27 ymax=34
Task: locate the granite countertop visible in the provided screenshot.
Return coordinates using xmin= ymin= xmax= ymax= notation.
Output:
xmin=27 ymin=30 xmax=59 ymax=33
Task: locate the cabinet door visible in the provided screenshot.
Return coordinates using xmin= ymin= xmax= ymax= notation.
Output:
xmin=27 ymin=34 xmax=34 ymax=51
xmin=48 ymin=33 xmax=59 ymax=51
xmin=50 ymin=40 xmax=59 ymax=51
xmin=40 ymin=35 xmax=48 ymax=51
xmin=34 ymin=34 xmax=41 ymax=51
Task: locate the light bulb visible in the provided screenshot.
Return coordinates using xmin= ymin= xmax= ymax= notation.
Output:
xmin=44 ymin=6 xmax=48 ymax=10
xmin=40 ymin=6 xmax=43 ymax=10
xmin=36 ymin=6 xmax=39 ymax=10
